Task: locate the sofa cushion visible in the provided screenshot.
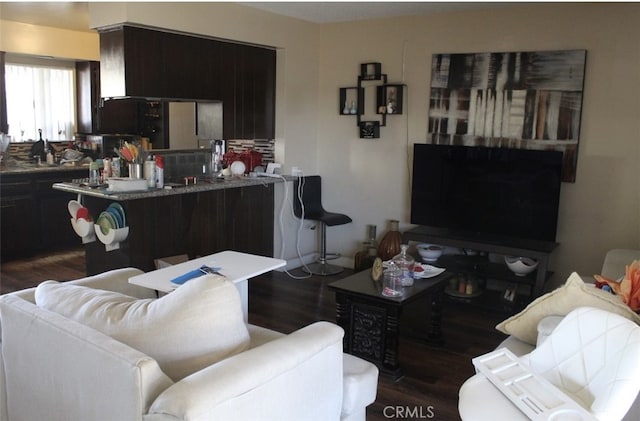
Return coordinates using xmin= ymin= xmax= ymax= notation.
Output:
xmin=35 ymin=274 xmax=250 ymax=381
xmin=496 ymin=272 xmax=640 ymax=345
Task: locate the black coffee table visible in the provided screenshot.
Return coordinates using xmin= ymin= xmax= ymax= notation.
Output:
xmin=329 ymin=269 xmax=452 ymax=380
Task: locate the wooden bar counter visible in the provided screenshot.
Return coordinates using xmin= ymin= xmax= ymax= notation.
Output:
xmin=54 ymin=176 xmax=288 ymax=275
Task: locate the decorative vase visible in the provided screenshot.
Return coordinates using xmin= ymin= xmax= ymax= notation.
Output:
xmin=378 ymin=219 xmax=402 ymax=261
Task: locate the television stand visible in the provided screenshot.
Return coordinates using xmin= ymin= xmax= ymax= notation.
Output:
xmin=403 ymin=226 xmax=558 ymax=307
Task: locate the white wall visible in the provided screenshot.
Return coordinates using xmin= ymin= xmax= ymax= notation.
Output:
xmin=315 ymin=3 xmax=640 ymax=287
xmin=0 ymin=20 xmax=99 ymax=60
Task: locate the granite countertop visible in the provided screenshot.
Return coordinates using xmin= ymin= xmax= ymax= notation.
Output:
xmin=0 ymin=161 xmax=89 ymax=175
xmin=53 ymin=175 xmax=293 ymax=201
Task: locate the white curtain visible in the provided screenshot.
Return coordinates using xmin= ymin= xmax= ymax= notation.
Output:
xmin=5 ymin=63 xmax=75 ymax=142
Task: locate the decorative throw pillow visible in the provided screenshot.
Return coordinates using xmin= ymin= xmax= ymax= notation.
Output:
xmin=35 ymin=274 xmax=250 ymax=381
xmin=496 ymin=272 xmax=640 ymax=345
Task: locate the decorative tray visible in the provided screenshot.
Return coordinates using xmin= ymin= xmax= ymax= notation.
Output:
xmin=472 ymin=348 xmax=597 ymax=420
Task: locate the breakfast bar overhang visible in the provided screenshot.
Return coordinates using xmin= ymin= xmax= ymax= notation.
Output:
xmin=54 ymin=177 xmax=289 ymax=275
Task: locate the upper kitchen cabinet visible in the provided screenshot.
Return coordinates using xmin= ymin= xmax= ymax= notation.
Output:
xmin=100 ymin=26 xmax=165 ymax=98
xmin=98 ymin=25 xmax=276 ymax=140
xmin=76 ymin=61 xmax=101 ymax=134
xmin=232 ymin=45 xmax=276 ymax=140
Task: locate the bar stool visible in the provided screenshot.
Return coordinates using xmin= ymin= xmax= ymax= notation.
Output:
xmin=294 ymin=175 xmax=352 ymax=275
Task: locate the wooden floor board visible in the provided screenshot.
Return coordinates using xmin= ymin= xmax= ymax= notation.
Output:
xmin=1 ymin=247 xmax=508 ymax=420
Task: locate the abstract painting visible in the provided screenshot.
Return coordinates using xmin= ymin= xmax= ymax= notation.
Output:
xmin=427 ymin=50 xmax=586 ymax=182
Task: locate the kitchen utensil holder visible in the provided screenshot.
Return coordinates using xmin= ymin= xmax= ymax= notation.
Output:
xmin=95 ymin=225 xmax=129 ymax=252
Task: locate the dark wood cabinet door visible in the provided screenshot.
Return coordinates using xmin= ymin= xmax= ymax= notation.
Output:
xmin=221 ymin=42 xmax=238 ymax=141
xmin=222 ymin=185 xmax=274 ymax=255
xmin=224 ymin=44 xmax=276 ymax=140
xmin=99 ymin=98 xmax=141 ymax=134
xmin=122 ymin=26 xmax=165 ymax=97
xmin=35 ymin=170 xmax=87 ymax=251
xmin=162 ymin=32 xmax=208 ymax=99
xmin=252 ymin=47 xmax=276 ymax=139
xmin=76 ymin=61 xmax=101 ymax=134
xmin=0 ymin=194 xmax=36 ymax=258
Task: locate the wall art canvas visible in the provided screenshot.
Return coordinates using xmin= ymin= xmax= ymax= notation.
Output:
xmin=427 ymin=50 xmax=586 ymax=182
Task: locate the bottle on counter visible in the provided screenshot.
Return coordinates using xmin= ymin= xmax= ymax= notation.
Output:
xmin=361 ymin=247 xmax=379 ymax=271
xmin=155 ymin=155 xmax=164 ymax=188
xmin=354 ymin=241 xmax=369 ymax=271
xmin=144 ymin=156 xmax=156 ymax=188
xmin=367 ymin=224 xmax=378 ymax=251
xmin=103 ymin=157 xmax=112 ymax=179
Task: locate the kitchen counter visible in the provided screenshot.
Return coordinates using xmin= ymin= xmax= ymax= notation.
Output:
xmin=52 ymin=175 xmax=293 ymax=201
xmin=0 ymin=161 xmax=90 ymax=175
xmin=57 ymin=174 xmax=290 ymax=275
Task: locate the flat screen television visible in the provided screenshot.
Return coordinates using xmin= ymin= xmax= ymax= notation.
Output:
xmin=411 ymin=144 xmax=563 ymax=244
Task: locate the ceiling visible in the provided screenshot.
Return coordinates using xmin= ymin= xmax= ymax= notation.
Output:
xmin=0 ymin=2 xmax=510 ymax=32
xmin=0 ymin=2 xmax=92 ymax=32
xmin=238 ymin=2 xmax=506 ymax=23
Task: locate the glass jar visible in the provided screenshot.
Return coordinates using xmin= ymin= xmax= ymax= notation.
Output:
xmin=392 ymin=244 xmax=415 ymax=286
xmin=382 ymin=263 xmax=403 ymax=297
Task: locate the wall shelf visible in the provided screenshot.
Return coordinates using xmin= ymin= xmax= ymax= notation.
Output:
xmin=339 ymin=62 xmax=405 ymax=138
xmin=339 ymin=87 xmax=363 ymax=115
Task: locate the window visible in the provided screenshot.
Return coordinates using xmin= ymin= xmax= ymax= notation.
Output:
xmin=5 ymin=55 xmax=76 ymax=142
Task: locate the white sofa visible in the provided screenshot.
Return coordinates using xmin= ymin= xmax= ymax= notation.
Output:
xmin=0 ymin=268 xmax=378 ymax=421
xmin=460 ymin=249 xmax=640 ymax=420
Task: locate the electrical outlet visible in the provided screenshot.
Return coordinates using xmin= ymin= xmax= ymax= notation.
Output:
xmin=291 ymin=166 xmax=303 ymax=176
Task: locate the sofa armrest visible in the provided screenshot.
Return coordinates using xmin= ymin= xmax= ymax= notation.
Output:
xmin=145 ymin=321 xmax=344 ymax=421
xmin=0 ymin=294 xmax=172 ymax=421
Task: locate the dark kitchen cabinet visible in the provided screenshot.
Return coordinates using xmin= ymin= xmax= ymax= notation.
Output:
xmin=76 ymin=61 xmax=101 ymax=134
xmin=98 ymin=25 xmax=276 ymax=140
xmin=0 ymin=170 xmax=86 ymax=260
xmin=99 ymin=98 xmax=141 ymax=134
xmin=100 ymin=26 xmax=165 ymax=98
xmin=35 ymin=171 xmax=87 ymax=250
xmin=227 ymin=45 xmax=276 ymax=140
xmin=0 ymin=176 xmax=36 ymax=257
xmin=76 ymin=62 xmax=143 ymax=136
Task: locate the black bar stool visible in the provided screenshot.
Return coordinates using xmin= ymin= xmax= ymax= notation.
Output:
xmin=293 ymin=175 xmax=352 ymax=275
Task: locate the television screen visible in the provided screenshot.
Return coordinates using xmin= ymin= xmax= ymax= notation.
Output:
xmin=411 ymin=144 xmax=563 ymax=243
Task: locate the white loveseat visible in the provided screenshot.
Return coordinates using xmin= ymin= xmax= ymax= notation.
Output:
xmin=460 ymin=249 xmax=640 ymax=420
xmin=0 ymin=268 xmax=378 ymax=421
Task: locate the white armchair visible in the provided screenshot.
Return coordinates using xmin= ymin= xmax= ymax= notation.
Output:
xmin=0 ymin=268 xmax=378 ymax=421
xmin=459 ymin=306 xmax=640 ymax=421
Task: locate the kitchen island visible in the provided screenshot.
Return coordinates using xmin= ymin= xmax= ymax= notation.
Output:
xmin=54 ymin=176 xmax=290 ymax=275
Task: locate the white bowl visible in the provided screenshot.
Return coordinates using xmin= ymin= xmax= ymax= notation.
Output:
xmin=416 ymin=243 xmax=443 ymax=262
xmin=505 ymin=256 xmax=538 ymax=276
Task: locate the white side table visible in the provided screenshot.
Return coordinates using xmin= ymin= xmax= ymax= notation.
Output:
xmin=129 ymin=250 xmax=285 ymax=321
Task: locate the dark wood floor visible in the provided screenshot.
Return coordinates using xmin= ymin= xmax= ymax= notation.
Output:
xmin=1 ymin=247 xmax=508 ymax=421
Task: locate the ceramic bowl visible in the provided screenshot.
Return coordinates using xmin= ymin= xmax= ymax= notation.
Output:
xmin=504 ymin=256 xmax=538 ymax=276
xmin=416 ymin=243 xmax=443 ymax=262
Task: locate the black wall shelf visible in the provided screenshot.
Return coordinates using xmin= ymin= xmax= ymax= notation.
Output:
xmin=340 ymin=62 xmax=405 ymax=139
